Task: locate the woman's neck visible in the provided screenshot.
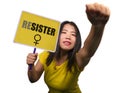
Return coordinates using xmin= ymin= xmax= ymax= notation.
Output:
xmin=56 ymin=50 xmax=68 ymax=65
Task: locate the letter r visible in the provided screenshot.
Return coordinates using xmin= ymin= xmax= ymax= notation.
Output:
xmin=22 ymin=20 xmax=27 ymax=28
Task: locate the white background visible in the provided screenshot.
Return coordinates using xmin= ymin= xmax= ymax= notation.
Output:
xmin=0 ymin=0 xmax=120 ymax=93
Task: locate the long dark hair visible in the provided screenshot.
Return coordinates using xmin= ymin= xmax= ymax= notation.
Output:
xmin=46 ymin=21 xmax=82 ymax=71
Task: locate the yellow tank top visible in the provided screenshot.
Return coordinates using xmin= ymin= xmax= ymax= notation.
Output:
xmin=39 ymin=51 xmax=82 ymax=93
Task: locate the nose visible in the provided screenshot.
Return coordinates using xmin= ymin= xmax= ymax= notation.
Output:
xmin=65 ymin=33 xmax=71 ymax=39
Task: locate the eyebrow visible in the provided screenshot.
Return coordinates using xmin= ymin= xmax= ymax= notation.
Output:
xmin=62 ymin=28 xmax=76 ymax=33
xmin=62 ymin=28 xmax=67 ymax=31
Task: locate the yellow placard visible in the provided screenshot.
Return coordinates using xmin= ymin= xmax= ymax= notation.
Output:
xmin=14 ymin=11 xmax=60 ymax=52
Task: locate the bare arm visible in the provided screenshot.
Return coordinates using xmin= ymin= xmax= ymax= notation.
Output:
xmin=76 ymin=3 xmax=110 ymax=69
xmin=27 ymin=53 xmax=44 ymax=83
xmin=83 ymin=25 xmax=105 ymax=57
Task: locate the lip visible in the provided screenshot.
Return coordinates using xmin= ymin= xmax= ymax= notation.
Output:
xmin=63 ymin=41 xmax=71 ymax=46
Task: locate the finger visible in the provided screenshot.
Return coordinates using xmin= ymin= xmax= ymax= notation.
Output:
xmin=94 ymin=3 xmax=110 ymax=17
xmin=26 ymin=59 xmax=33 ymax=65
xmin=104 ymin=6 xmax=110 ymax=16
xmin=26 ymin=53 xmax=37 ymax=64
xmin=28 ymin=53 xmax=37 ymax=59
xmin=26 ymin=57 xmax=36 ymax=64
xmin=86 ymin=3 xmax=96 ymax=11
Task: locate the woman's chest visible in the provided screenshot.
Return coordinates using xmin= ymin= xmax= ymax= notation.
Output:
xmin=44 ymin=63 xmax=80 ymax=90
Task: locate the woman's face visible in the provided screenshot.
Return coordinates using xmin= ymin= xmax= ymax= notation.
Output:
xmin=59 ymin=24 xmax=76 ymax=51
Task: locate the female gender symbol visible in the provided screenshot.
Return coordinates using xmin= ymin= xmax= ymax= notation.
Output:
xmin=33 ymin=34 xmax=41 ymax=46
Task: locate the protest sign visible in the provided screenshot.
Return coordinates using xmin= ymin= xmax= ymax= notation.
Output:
xmin=14 ymin=11 xmax=60 ymax=52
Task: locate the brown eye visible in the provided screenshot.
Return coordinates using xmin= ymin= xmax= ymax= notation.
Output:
xmin=71 ymin=33 xmax=76 ymax=37
xmin=61 ymin=31 xmax=66 ymax=34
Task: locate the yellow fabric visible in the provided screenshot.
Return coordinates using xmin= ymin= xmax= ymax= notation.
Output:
xmin=39 ymin=51 xmax=82 ymax=93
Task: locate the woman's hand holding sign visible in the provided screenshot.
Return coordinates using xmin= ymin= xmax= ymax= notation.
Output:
xmin=27 ymin=48 xmax=37 ymax=70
